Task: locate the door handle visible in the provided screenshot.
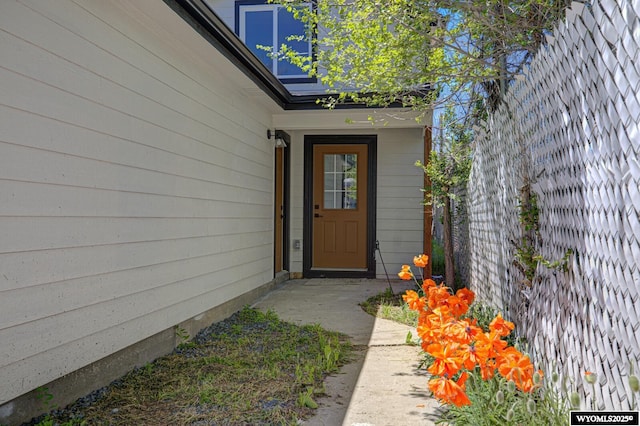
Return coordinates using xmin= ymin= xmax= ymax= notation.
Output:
xmin=314 ymin=213 xmax=323 ymax=218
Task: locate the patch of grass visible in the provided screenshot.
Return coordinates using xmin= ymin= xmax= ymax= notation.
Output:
xmin=359 ymin=288 xmax=418 ymax=327
xmin=438 ymin=367 xmax=570 ymax=425
xmin=29 ymin=307 xmax=352 ymax=426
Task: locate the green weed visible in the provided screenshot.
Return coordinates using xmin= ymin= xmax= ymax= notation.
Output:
xmin=297 ymin=388 xmax=318 ymax=409
xmin=30 ymin=307 xmax=352 ymax=426
xmin=360 ymin=288 xmax=418 ymax=327
xmin=174 ymin=325 xmax=197 ymax=350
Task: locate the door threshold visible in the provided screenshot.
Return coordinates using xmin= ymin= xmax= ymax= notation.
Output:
xmin=305 ymin=268 xmax=376 ymax=278
xmin=310 ymin=267 xmax=368 ymax=271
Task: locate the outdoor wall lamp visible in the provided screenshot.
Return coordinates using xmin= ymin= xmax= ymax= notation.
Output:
xmin=267 ymin=129 xmax=287 ymax=148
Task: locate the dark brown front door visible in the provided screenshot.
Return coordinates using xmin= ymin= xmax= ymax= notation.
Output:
xmin=273 ymin=131 xmax=290 ymax=275
xmin=274 ymin=147 xmax=284 ymax=273
xmin=312 ymin=144 xmax=368 ymax=269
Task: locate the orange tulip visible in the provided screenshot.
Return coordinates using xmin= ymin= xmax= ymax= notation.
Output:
xmin=418 ymin=309 xmax=432 ymax=324
xmin=426 ymin=342 xmax=463 ymax=378
xmin=398 ymin=264 xmax=413 ymax=280
xmin=459 ymin=342 xmax=490 ymax=370
xmin=445 ymin=295 xmax=470 ymax=318
xmin=479 ymin=359 xmax=496 ymax=380
xmin=422 ymin=278 xmax=437 ymax=293
xmin=456 ymin=371 xmax=469 ymax=388
xmin=475 ymin=330 xmax=508 ymax=358
xmin=456 ymin=288 xmax=475 ymax=306
xmin=403 ymin=290 xmax=426 ymax=311
xmin=413 ymin=254 xmax=429 ymax=268
xmin=428 ymin=376 xmax=471 ymax=407
xmin=400 ymin=255 xmax=547 ymax=407
xmin=444 ymin=319 xmax=482 ymax=344
xmin=430 ymin=305 xmax=453 ymax=325
xmin=489 ymin=313 xmax=515 ymax=337
xmin=427 ymin=286 xmax=451 ymax=310
xmin=497 ymin=347 xmax=534 ymax=391
xmin=417 ymin=313 xmax=445 ymax=346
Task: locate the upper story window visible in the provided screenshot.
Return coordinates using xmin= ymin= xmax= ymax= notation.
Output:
xmin=236 ymin=1 xmax=313 ymax=83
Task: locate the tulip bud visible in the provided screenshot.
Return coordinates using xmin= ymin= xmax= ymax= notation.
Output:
xmin=495 ymin=390 xmax=505 ymax=404
xmin=533 ymin=371 xmax=543 ymax=386
xmin=527 ymin=398 xmax=536 ymax=414
xmin=551 ymin=371 xmax=559 ymax=384
xmin=507 ymin=380 xmax=516 ymax=393
xmin=570 ymin=391 xmax=581 ymax=409
xmin=629 ymin=375 xmax=639 ymax=393
xmin=506 ymin=408 xmax=515 ymax=421
xmin=584 ymin=371 xmax=597 ymax=385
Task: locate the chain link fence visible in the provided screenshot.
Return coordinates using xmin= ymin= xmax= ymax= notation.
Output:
xmin=454 ymin=0 xmax=640 ymax=409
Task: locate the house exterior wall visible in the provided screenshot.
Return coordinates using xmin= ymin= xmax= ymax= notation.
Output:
xmin=285 ymin=128 xmax=425 ymax=277
xmin=0 ymin=0 xmax=278 ymax=411
xmin=375 ymin=128 xmax=426 ymax=275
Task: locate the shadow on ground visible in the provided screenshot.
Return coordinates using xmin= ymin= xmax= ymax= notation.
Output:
xmin=252 ymin=278 xmax=442 ymax=426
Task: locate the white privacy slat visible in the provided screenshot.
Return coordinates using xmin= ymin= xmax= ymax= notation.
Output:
xmin=452 ymin=0 xmax=640 ymax=410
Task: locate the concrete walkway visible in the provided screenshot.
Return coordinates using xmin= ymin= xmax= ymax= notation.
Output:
xmin=252 ymin=278 xmax=442 ymax=426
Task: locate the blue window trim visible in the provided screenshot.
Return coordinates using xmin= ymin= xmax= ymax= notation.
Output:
xmin=234 ymin=0 xmax=316 ymax=84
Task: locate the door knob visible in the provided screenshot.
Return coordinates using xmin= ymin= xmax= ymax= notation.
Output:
xmin=314 ymin=213 xmax=323 ymax=218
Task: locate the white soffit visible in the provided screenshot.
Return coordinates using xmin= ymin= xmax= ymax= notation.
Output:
xmin=273 ymin=108 xmax=431 ymax=130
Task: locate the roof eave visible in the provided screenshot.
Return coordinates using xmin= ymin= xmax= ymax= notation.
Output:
xmin=165 ymin=0 xmax=433 ymax=112
xmin=165 ymin=0 xmax=291 ymax=108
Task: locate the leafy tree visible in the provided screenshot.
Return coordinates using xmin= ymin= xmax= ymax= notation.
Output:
xmin=272 ymin=0 xmax=568 ymax=284
xmin=416 ymin=106 xmax=472 ymax=289
xmin=275 ymin=0 xmax=568 ymax=110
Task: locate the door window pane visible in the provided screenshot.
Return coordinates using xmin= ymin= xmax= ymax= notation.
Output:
xmin=323 ymin=153 xmax=357 ymax=209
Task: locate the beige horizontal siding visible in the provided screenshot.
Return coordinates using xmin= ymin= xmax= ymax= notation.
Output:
xmin=376 ymin=186 xmax=424 ymax=199
xmin=0 ymin=50 xmax=270 ymax=173
xmin=2 ymin=268 xmax=269 ymax=407
xmin=1 ymin=249 xmax=271 ymax=365
xmin=0 ymin=181 xmax=269 ymax=218
xmin=0 ymin=217 xmax=271 ymax=253
xmin=0 ymin=0 xmax=277 ymax=404
xmin=1 ymin=232 xmax=271 ymax=295
xmin=376 ymin=128 xmax=425 ymax=274
xmin=1 ymin=142 xmax=271 ymax=204
xmin=0 ymin=105 xmax=270 ymax=193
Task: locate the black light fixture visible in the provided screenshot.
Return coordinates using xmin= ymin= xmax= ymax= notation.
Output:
xmin=267 ymin=129 xmax=287 ymax=148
